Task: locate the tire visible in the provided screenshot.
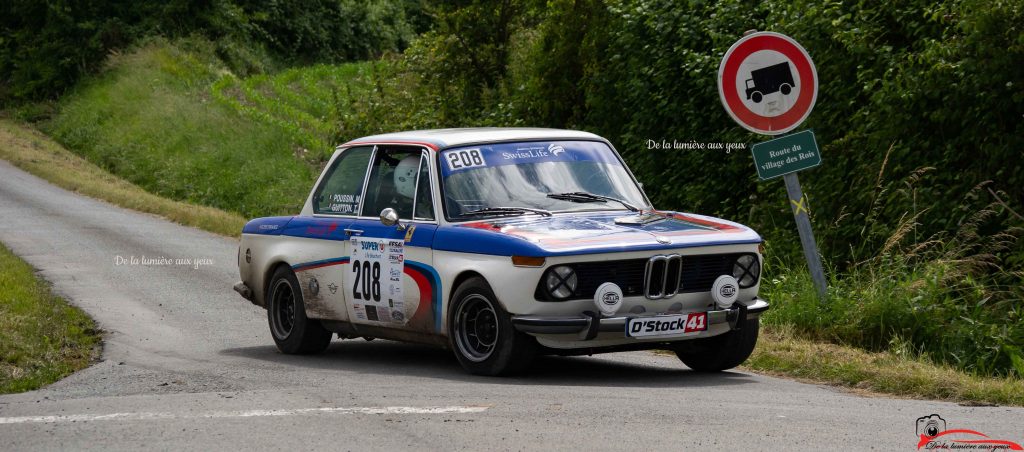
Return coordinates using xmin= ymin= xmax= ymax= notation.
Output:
xmin=780 ymin=84 xmax=792 ymax=95
xmin=751 ymin=91 xmax=763 ymax=103
xmin=448 ymin=277 xmax=536 ymax=376
xmin=674 ymin=318 xmax=759 ymax=372
xmin=267 ymin=266 xmax=333 ymax=354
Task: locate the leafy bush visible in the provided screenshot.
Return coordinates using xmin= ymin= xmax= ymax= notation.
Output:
xmin=0 ymin=0 xmax=421 ymax=103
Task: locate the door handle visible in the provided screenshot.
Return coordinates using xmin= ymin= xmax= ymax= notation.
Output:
xmin=344 ymin=228 xmax=363 ymax=236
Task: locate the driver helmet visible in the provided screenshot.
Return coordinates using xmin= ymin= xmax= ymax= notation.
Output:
xmin=393 ymin=155 xmax=420 ymax=198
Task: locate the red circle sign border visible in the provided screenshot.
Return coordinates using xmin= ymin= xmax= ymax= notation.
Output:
xmin=717 ymin=32 xmax=818 ymax=135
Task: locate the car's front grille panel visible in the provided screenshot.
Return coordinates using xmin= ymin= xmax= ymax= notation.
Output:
xmin=535 ymin=253 xmax=744 ymax=301
xmin=573 ymin=259 xmax=648 ymax=298
xmin=679 ymin=254 xmax=739 ymax=293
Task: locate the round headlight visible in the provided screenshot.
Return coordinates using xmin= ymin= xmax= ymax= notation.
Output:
xmin=545 ymin=266 xmax=578 ymax=299
xmin=733 ymin=254 xmax=761 ymax=288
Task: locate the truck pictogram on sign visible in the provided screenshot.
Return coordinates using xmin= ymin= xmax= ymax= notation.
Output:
xmin=745 ymin=62 xmax=795 ymax=103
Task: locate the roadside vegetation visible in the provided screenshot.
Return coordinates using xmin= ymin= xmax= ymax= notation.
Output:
xmin=746 ymin=325 xmax=1024 ymax=406
xmin=42 ymin=40 xmax=316 ymax=219
xmin=0 ymin=1 xmax=1021 ymax=402
xmin=0 ymin=117 xmax=246 ymax=236
xmin=0 ymin=243 xmax=100 ymax=393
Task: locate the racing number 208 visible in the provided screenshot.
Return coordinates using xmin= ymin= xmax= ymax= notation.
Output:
xmin=445 ymin=149 xmax=485 ymax=171
xmin=351 ymin=260 xmax=381 ymax=302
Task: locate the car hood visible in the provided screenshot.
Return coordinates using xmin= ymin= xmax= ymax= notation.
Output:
xmin=434 ymin=211 xmax=761 ymax=257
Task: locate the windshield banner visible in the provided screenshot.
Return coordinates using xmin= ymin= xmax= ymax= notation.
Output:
xmin=440 ymin=141 xmax=623 ymax=177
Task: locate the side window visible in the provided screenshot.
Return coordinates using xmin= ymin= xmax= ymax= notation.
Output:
xmin=414 ymin=153 xmax=435 ymax=220
xmin=362 ymin=147 xmax=425 ymax=220
xmin=312 ymin=146 xmax=373 ymax=215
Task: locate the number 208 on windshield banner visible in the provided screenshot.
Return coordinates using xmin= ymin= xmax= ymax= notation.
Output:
xmin=348 ymin=236 xmax=407 ymax=325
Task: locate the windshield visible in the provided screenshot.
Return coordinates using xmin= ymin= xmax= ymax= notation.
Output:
xmin=439 ymin=140 xmax=649 ymax=220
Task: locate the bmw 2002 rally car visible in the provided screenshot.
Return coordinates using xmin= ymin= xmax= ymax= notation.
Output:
xmin=233 ymin=128 xmax=768 ymax=375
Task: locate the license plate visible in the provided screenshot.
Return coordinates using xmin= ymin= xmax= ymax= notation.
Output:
xmin=625 ymin=312 xmax=707 ymax=338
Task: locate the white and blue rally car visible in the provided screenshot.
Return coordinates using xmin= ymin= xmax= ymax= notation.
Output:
xmin=234 ymin=128 xmax=768 ymax=375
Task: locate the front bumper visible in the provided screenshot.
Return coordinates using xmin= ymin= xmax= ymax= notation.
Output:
xmin=511 ymin=298 xmax=769 ymax=340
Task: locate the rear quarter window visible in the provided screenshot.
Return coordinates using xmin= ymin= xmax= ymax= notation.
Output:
xmin=312 ymin=146 xmax=373 ymax=215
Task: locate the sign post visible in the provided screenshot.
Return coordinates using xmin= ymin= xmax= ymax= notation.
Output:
xmin=718 ymin=31 xmax=828 ymax=297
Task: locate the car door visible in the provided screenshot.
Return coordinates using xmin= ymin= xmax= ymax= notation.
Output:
xmin=346 ymin=147 xmax=441 ymax=334
xmin=286 ymin=145 xmax=373 ymax=321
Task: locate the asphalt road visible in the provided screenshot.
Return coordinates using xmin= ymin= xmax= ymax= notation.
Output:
xmin=0 ymin=159 xmax=1021 ymax=451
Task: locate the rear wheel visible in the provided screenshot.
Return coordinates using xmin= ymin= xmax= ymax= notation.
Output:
xmin=674 ymin=318 xmax=759 ymax=372
xmin=267 ymin=266 xmax=332 ymax=354
xmin=449 ymin=277 xmax=535 ymax=376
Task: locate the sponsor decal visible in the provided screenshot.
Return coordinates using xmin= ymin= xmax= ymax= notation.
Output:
xmin=602 ymin=291 xmax=620 ymax=306
xmin=720 ymin=284 xmax=736 ymax=298
xmin=258 ymin=224 xmax=279 ymax=230
xmin=501 ymin=147 xmax=552 ymax=160
xmin=404 ymin=225 xmax=417 ymax=242
xmin=327 ymin=282 xmax=338 ymax=294
xmin=306 ymin=222 xmax=340 ymax=236
xmin=626 ymin=313 xmax=707 ymax=338
xmin=915 ymin=414 xmax=1023 ymax=450
xmin=548 ymin=143 xmax=565 ymax=155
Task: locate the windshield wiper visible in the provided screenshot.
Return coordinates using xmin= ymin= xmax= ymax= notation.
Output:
xmin=546 ymin=191 xmax=640 ymax=212
xmin=462 ymin=206 xmax=553 ymax=218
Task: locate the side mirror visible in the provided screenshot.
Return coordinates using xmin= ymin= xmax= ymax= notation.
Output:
xmin=379 ymin=208 xmax=405 ymax=230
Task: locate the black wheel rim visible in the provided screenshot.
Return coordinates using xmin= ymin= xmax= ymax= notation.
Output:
xmin=270 ymin=279 xmax=296 ymax=340
xmin=454 ymin=294 xmax=498 ymax=362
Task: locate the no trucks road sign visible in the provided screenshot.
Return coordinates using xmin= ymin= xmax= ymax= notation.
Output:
xmin=718 ymin=30 xmax=827 ymax=298
xmin=717 ymin=31 xmax=818 ymax=135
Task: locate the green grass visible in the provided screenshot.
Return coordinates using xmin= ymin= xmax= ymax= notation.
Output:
xmin=43 ymin=39 xmax=320 ymax=219
xmin=760 ymin=255 xmax=1024 ymax=377
xmin=0 ymin=118 xmax=246 ymax=236
xmin=210 ymin=62 xmax=377 ymax=162
xmin=0 ymin=243 xmax=100 ymax=393
xmin=744 ymin=324 xmax=1024 ymax=406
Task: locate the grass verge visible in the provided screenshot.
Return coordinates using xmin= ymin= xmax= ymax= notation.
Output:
xmin=743 ymin=324 xmax=1024 ymax=406
xmin=0 ymin=118 xmax=246 ymax=236
xmin=0 ymin=243 xmax=100 ymax=394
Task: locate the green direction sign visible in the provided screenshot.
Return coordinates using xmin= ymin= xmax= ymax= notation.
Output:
xmin=750 ymin=130 xmax=821 ymax=180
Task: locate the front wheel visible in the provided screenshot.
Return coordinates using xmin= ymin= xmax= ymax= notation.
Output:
xmin=673 ymin=318 xmax=759 ymax=372
xmin=449 ymin=277 xmax=536 ymax=376
xmin=267 ymin=266 xmax=333 ymax=354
